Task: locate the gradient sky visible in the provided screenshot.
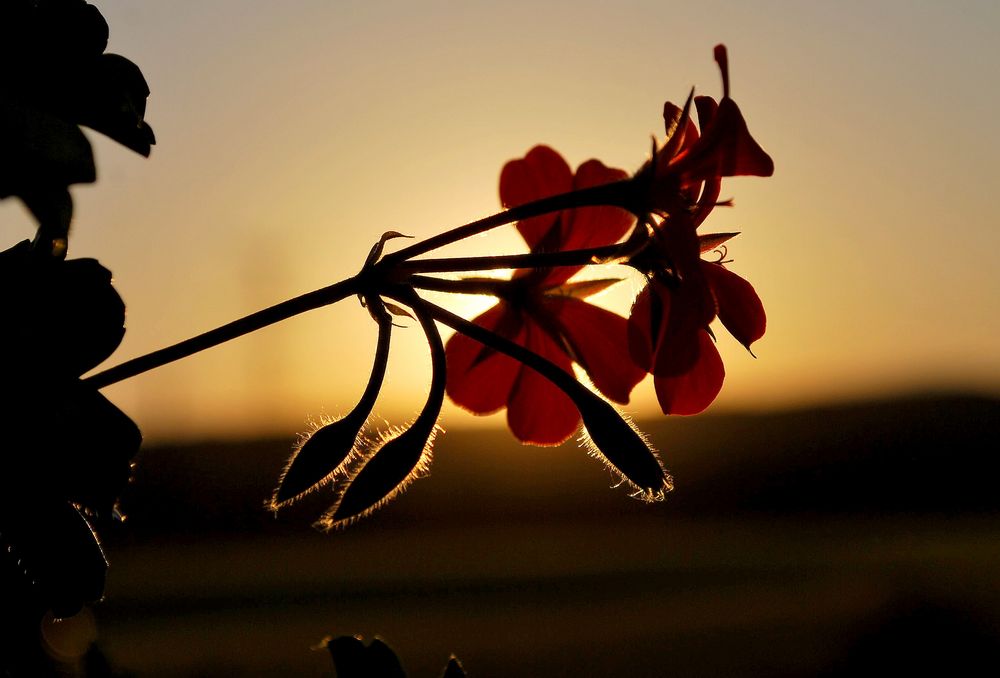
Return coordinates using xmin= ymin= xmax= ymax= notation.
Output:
xmin=4 ymin=0 xmax=997 ymax=440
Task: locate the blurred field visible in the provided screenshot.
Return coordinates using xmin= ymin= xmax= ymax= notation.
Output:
xmin=96 ymin=394 xmax=1000 ymax=676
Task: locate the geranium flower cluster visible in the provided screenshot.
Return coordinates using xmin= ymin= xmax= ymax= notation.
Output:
xmin=257 ymin=44 xmax=773 ymax=528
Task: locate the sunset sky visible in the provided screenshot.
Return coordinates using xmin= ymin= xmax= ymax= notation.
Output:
xmin=4 ymin=1 xmax=997 ymax=440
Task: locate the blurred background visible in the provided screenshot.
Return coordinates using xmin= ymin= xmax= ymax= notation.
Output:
xmin=3 ymin=0 xmax=998 ymax=675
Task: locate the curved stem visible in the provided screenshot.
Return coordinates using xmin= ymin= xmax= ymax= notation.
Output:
xmin=84 ymin=275 xmax=363 ymax=389
xmin=414 ymin=296 xmax=586 ymax=399
xmin=381 ymin=179 xmax=638 ymax=264
xmin=408 ymin=276 xmax=505 ymax=296
xmin=394 ymin=242 xmax=626 ymax=275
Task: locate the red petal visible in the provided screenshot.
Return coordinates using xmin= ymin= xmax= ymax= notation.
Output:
xmin=654 ymin=331 xmax=725 ymax=415
xmin=702 ymin=262 xmax=766 ymax=350
xmin=694 ymin=95 xmax=719 ymax=131
xmin=445 ymin=304 xmax=524 ymax=414
xmin=650 ymin=280 xmax=707 ymax=377
xmin=499 ymin=146 xmax=573 ymax=250
xmin=544 ymin=297 xmax=645 ymax=404
xmin=538 ymin=159 xmax=633 ymax=286
xmin=627 ymin=284 xmax=656 ymax=373
xmin=629 ymin=280 xmax=704 ymax=378
xmin=676 ymin=98 xmax=774 ymax=181
xmin=506 ymin=321 xmax=580 ymax=445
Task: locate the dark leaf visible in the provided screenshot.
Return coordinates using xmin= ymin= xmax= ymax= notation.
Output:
xmin=0 ymin=500 xmax=107 ymax=619
xmin=440 ymin=656 xmax=467 ymax=677
xmin=326 ymin=635 xmax=406 ymax=678
xmin=0 ymin=98 xmax=96 ymax=197
xmin=73 ymin=54 xmax=155 ymax=156
xmin=0 ymin=243 xmax=126 ymax=377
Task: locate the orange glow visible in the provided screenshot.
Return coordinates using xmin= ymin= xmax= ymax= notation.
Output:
xmin=43 ymin=1 xmax=999 ymax=441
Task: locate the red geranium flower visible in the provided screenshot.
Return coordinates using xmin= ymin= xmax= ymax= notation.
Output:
xmin=624 ymin=45 xmax=771 ymax=417
xmin=446 ymin=146 xmax=645 ymax=445
xmin=643 ymin=44 xmax=773 ymax=221
xmin=629 ymin=229 xmax=765 ymax=415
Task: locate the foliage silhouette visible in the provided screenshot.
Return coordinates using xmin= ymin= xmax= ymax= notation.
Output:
xmin=2 ymin=2 xmax=777 ymax=673
xmin=1 ymin=1 xmax=152 ymax=673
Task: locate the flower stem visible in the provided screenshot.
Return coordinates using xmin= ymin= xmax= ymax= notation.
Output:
xmin=82 ymin=179 xmax=639 ymax=390
xmin=394 ymin=242 xmax=626 ymax=275
xmin=381 ymin=179 xmax=638 ymax=264
xmin=84 ymin=275 xmax=363 ymax=389
xmin=415 ymin=296 xmax=586 ymax=399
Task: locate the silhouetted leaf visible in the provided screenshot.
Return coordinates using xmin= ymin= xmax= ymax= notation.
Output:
xmin=440 ymin=656 xmax=467 ymax=677
xmin=0 ymin=241 xmax=125 ymax=377
xmin=73 ymin=54 xmax=155 ymax=156
xmin=326 ymin=635 xmax=406 ymax=678
xmin=0 ymin=500 xmax=107 ymax=619
xmin=0 ymin=99 xmax=96 ymax=197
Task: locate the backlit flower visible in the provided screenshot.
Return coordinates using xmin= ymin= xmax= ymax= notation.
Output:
xmin=446 ymin=146 xmax=645 ymax=445
xmin=628 ymin=228 xmax=765 ymax=415
xmin=639 ymin=44 xmax=773 ymax=220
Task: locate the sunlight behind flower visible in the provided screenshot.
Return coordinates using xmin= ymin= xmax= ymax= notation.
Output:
xmin=47 ymin=0 xmax=1000 ymax=441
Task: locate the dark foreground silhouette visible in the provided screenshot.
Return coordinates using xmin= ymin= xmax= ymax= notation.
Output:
xmin=83 ymin=393 xmax=998 ymax=677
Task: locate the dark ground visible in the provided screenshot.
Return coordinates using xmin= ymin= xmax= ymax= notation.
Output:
xmin=90 ymin=393 xmax=999 ymax=676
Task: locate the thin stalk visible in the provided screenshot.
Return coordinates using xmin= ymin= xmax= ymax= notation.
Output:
xmin=415 ymin=297 xmax=584 ymax=397
xmin=381 ymin=179 xmax=638 ymax=264
xmin=408 ymin=276 xmax=505 ymax=296
xmin=84 ymin=275 xmax=363 ymax=389
xmin=393 ymin=242 xmax=626 ymax=275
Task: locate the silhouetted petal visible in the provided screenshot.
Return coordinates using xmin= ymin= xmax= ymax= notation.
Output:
xmin=642 ymin=45 xmax=772 ymax=222
xmin=653 ymin=331 xmax=725 ymax=415
xmin=273 ymin=311 xmax=392 ymax=506
xmin=449 ymin=146 xmax=642 ymax=442
xmin=540 ymin=159 xmax=632 ymax=286
xmin=628 ymin=282 xmax=703 ymax=378
xmin=507 ymin=323 xmax=580 ymax=445
xmin=500 ymin=145 xmax=572 ymax=249
xmin=545 ymin=296 xmax=645 ymax=404
xmin=446 ymin=304 xmax=524 ymax=414
xmin=702 ymin=261 xmax=766 ymax=351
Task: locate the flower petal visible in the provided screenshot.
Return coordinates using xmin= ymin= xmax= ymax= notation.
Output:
xmin=544 ymin=297 xmax=645 ymax=404
xmin=702 ymin=261 xmax=766 ymax=350
xmin=630 ymin=278 xmax=709 ymax=378
xmin=534 ymin=159 xmax=632 ymax=286
xmin=674 ymin=98 xmax=774 ymax=181
xmin=507 ymin=321 xmax=580 ymax=445
xmin=654 ymin=330 xmax=725 ymax=415
xmin=445 ymin=303 xmax=524 ymax=414
xmin=500 ymin=145 xmax=573 ymax=249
